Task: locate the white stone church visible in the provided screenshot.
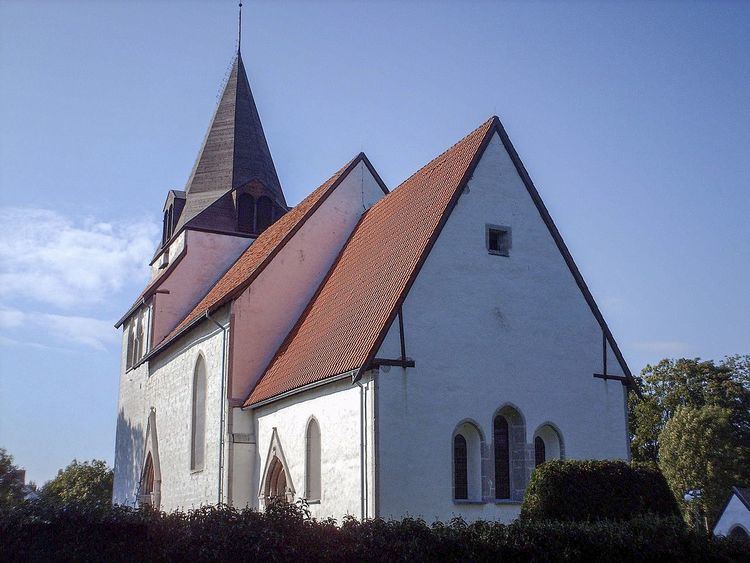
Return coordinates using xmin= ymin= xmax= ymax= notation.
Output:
xmin=113 ymin=47 xmax=635 ymax=523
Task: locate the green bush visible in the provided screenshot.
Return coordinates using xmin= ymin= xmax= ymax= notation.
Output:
xmin=1 ymin=499 xmax=747 ymax=562
xmin=520 ymin=459 xmax=681 ymax=522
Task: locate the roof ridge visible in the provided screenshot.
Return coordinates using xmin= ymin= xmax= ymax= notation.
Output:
xmin=390 ymin=116 xmax=496 ymax=193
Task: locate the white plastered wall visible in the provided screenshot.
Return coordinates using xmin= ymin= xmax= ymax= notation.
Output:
xmin=113 ymin=308 xmax=229 ymax=511
xmin=713 ymin=494 xmax=750 ymax=537
xmin=229 ymin=161 xmax=385 ymax=401
xmin=151 ymin=231 xmax=252 ymax=344
xmin=251 ymin=375 xmax=376 ymax=521
xmin=374 ymin=132 xmax=630 ymax=523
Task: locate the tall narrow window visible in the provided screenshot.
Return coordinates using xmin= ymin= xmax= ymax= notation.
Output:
xmin=256 ymin=196 xmax=273 ymax=233
xmin=494 ymin=416 xmax=510 ymax=499
xmin=126 ymin=321 xmax=135 ymax=369
xmin=305 ymin=419 xmax=321 ymax=501
xmin=191 ymin=356 xmax=207 ymax=471
xmin=534 ymin=436 xmax=546 ymax=467
xmin=162 ymin=210 xmax=169 ymax=244
xmin=453 ymin=434 xmax=468 ymax=500
xmin=138 ymin=453 xmax=155 ymax=506
xmin=238 ymin=193 xmax=255 ymax=233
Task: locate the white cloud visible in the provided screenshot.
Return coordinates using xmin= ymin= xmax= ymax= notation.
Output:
xmin=0 ymin=207 xmax=158 ymax=308
xmin=0 ymin=307 xmax=118 ymax=351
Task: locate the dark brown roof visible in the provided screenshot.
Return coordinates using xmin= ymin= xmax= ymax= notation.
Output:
xmin=175 ymin=52 xmax=286 ymax=234
xmin=145 ymin=153 xmax=385 ymax=357
xmin=246 ymin=117 xmax=496 ymax=406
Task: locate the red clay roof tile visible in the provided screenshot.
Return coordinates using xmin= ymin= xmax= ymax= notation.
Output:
xmin=246 ymin=117 xmax=497 ymax=406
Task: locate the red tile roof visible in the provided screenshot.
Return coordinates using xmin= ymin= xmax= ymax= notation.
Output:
xmin=150 ymin=155 xmax=368 ymax=355
xmin=245 ymin=117 xmax=497 ymax=406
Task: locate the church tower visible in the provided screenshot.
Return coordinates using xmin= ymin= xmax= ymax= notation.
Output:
xmin=117 ymin=45 xmax=288 ymax=355
xmin=161 ymin=52 xmax=288 ymax=250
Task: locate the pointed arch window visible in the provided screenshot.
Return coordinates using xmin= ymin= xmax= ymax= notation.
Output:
xmin=139 ymin=453 xmax=155 ymax=507
xmin=494 ymin=416 xmax=510 ymax=499
xmin=453 ymin=434 xmax=468 ymax=500
xmin=256 ymin=196 xmax=273 ymax=233
xmin=238 ymin=193 xmax=255 ymax=233
xmin=305 ymin=418 xmax=321 ymax=502
xmin=190 ymin=356 xmax=207 ymax=471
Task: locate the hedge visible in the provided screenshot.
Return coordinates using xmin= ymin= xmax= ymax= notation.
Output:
xmin=521 ymin=460 xmax=681 ymax=522
xmin=1 ymin=500 xmax=747 ymax=562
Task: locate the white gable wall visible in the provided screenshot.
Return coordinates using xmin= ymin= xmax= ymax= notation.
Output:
xmin=375 ymin=132 xmax=629 ymax=523
xmin=151 ymin=231 xmax=252 ymax=344
xmin=713 ymin=494 xmax=750 ymax=537
xmin=229 ymin=161 xmax=385 ymax=401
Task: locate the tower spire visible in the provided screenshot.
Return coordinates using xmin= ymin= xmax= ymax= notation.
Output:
xmin=238 ymin=2 xmax=242 ymax=54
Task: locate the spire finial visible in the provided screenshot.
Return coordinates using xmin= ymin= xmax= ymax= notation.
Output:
xmin=238 ymin=2 xmax=243 ymax=54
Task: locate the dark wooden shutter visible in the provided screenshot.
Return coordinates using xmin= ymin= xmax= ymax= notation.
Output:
xmin=454 ymin=434 xmax=468 ymax=500
xmin=238 ymin=193 xmax=255 ymax=233
xmin=256 ymin=196 xmax=273 ymax=233
xmin=494 ymin=416 xmax=510 ymax=499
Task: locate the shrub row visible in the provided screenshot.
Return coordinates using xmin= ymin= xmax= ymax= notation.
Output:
xmin=1 ymin=500 xmax=747 ymax=562
xmin=521 ymin=460 xmax=681 ymax=521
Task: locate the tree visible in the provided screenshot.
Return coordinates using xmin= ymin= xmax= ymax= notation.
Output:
xmin=629 ymin=356 xmax=750 ymax=463
xmin=659 ymin=405 xmax=745 ymax=532
xmin=41 ymin=459 xmax=113 ymax=507
xmin=0 ymin=448 xmax=25 ymax=508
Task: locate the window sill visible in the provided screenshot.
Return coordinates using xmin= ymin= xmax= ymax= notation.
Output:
xmin=190 ymin=468 xmax=204 ymax=475
xmin=493 ymin=500 xmax=521 ymax=506
xmin=305 ymin=499 xmax=321 ymax=505
xmin=487 ymin=250 xmax=509 ymax=257
xmin=453 ymin=499 xmax=485 ymax=505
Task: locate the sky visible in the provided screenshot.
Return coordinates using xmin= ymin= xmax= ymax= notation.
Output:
xmin=0 ymin=0 xmax=748 ymax=485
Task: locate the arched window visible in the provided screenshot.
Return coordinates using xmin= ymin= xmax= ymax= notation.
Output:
xmin=453 ymin=434 xmax=468 ymax=500
xmin=494 ymin=416 xmax=510 ymax=499
xmin=132 ymin=315 xmax=143 ymax=365
xmin=494 ymin=405 xmax=526 ymax=501
xmin=238 ymin=193 xmax=255 ymax=233
xmin=534 ymin=436 xmax=546 ymax=467
xmin=126 ymin=322 xmax=135 ymax=369
xmin=305 ymin=418 xmax=321 ymax=501
xmin=729 ymin=526 xmax=749 ymax=540
xmin=534 ymin=424 xmax=563 ymax=466
xmin=453 ymin=421 xmax=483 ymax=501
xmin=162 ymin=210 xmax=169 ymax=244
xmin=190 ymin=356 xmax=207 ymax=471
xmin=256 ymin=196 xmax=273 ymax=233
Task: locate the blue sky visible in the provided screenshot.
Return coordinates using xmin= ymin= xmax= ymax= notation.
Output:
xmin=1 ymin=1 xmax=748 ymax=484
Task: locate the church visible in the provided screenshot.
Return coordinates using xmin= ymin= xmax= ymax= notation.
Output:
xmin=112 ymin=43 xmax=635 ymax=523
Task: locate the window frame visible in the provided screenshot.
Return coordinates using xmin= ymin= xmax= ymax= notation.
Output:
xmin=486 ymin=224 xmax=512 ymax=257
xmin=190 ymin=355 xmax=207 ymax=472
xmin=305 ymin=417 xmax=322 ymax=503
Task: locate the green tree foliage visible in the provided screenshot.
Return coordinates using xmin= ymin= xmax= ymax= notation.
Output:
xmin=0 ymin=448 xmax=25 ymax=508
xmin=659 ymin=405 xmax=746 ymax=532
xmin=41 ymin=459 xmax=113 ymax=508
xmin=629 ymin=355 xmax=750 ymax=527
xmin=629 ymin=355 xmax=750 ymax=463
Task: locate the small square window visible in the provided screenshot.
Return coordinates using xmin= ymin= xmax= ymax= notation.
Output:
xmin=486 ymin=225 xmax=511 ymax=256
